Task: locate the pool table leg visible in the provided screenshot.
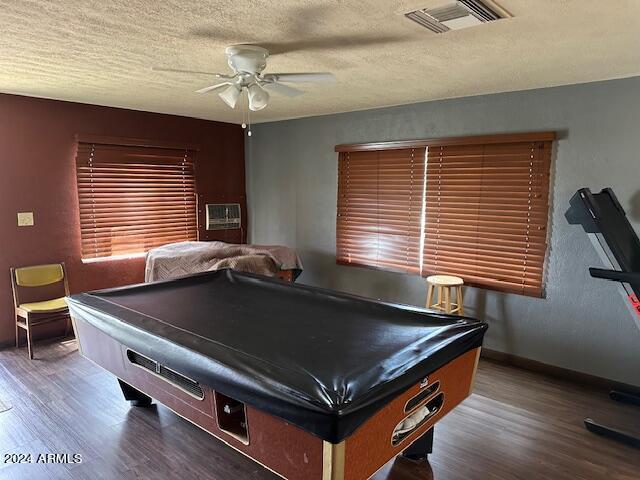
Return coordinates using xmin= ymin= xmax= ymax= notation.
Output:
xmin=118 ymin=379 xmax=153 ymax=407
xmin=401 ymin=427 xmax=434 ymax=460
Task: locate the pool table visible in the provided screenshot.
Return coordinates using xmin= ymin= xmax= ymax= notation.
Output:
xmin=67 ymin=269 xmax=487 ymax=480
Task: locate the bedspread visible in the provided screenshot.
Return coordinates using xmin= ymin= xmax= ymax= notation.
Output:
xmin=145 ymin=241 xmax=302 ymax=282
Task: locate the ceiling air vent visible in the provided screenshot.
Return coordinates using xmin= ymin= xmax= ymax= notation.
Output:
xmin=405 ymin=0 xmax=507 ymax=34
xmin=206 ymin=203 xmax=241 ymax=230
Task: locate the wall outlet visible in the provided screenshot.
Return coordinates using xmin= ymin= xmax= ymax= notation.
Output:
xmin=17 ymin=212 xmax=34 ymax=227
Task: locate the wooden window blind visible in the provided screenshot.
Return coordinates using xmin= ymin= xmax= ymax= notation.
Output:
xmin=76 ymin=142 xmax=197 ymax=260
xmin=422 ymin=141 xmax=552 ymax=296
xmin=336 ymin=148 xmax=425 ymax=273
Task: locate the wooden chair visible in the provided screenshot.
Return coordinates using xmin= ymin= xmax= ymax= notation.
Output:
xmin=426 ymin=275 xmax=465 ymax=315
xmin=11 ymin=263 xmax=71 ymax=359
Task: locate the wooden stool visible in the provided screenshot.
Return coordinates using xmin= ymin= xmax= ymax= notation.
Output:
xmin=426 ymin=275 xmax=464 ymax=315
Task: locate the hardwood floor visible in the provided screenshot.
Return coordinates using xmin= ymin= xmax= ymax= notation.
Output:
xmin=0 ymin=339 xmax=638 ymax=480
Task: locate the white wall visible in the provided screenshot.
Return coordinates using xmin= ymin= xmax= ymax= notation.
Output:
xmin=246 ymin=77 xmax=640 ymax=385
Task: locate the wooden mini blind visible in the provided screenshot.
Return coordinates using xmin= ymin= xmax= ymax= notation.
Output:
xmin=422 ymin=141 xmax=552 ymax=296
xmin=336 ymin=148 xmax=425 ymax=273
xmin=76 ymin=142 xmax=197 ymax=260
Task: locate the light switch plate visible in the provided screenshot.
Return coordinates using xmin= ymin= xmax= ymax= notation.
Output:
xmin=17 ymin=212 xmax=34 ymax=227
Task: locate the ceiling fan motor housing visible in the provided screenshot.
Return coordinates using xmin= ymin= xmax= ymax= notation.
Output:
xmin=225 ymin=45 xmax=269 ymax=75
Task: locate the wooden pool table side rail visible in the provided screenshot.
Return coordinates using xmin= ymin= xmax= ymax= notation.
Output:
xmin=71 ymin=314 xmax=481 ymax=480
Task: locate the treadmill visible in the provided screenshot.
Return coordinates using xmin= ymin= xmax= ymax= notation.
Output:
xmin=566 ymin=187 xmax=640 ymax=448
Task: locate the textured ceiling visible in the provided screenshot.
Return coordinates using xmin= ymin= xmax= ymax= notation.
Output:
xmin=1 ymin=0 xmax=640 ymax=124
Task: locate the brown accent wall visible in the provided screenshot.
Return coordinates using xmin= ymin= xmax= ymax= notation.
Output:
xmin=0 ymin=93 xmax=245 ymax=346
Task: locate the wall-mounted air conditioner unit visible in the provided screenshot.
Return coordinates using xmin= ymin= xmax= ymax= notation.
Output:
xmin=206 ymin=203 xmax=241 ymax=230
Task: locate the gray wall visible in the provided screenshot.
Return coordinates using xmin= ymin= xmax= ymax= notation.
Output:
xmin=246 ymin=77 xmax=640 ymax=385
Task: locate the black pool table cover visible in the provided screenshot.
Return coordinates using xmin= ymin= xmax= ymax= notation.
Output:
xmin=67 ymin=269 xmax=487 ymax=443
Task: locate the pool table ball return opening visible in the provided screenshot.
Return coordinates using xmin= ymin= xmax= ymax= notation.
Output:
xmin=68 ymin=270 xmax=486 ymax=480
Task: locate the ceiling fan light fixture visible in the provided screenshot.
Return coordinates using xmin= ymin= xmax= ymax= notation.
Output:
xmin=159 ymin=45 xmax=334 ymax=112
xmin=218 ymin=85 xmax=241 ymax=108
xmin=247 ymin=83 xmax=270 ymax=111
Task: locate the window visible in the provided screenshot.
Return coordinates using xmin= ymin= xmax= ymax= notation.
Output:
xmin=75 ymin=141 xmax=197 ymax=260
xmin=423 ymin=141 xmax=551 ymax=296
xmin=335 ymin=133 xmax=554 ymax=297
xmin=336 ymin=148 xmax=425 ymax=273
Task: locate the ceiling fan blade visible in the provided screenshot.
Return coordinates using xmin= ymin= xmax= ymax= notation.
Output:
xmin=261 ymin=82 xmax=305 ymax=98
xmin=264 ymin=73 xmax=335 ymax=84
xmin=153 ymin=67 xmax=230 ymax=77
xmin=196 ymin=82 xmax=232 ymax=94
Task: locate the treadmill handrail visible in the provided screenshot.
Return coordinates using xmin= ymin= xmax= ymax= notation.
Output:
xmin=589 ymin=268 xmax=640 ymax=284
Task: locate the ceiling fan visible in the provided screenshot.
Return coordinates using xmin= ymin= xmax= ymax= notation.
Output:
xmin=154 ymin=45 xmax=335 ymax=111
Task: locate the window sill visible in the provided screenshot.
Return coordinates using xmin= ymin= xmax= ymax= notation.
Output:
xmin=81 ymin=252 xmax=147 ymax=264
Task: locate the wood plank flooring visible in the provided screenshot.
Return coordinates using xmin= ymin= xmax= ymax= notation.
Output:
xmin=0 ymin=339 xmax=638 ymax=480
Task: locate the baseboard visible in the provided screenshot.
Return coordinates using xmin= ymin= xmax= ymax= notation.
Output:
xmin=481 ymin=348 xmax=640 ymax=394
